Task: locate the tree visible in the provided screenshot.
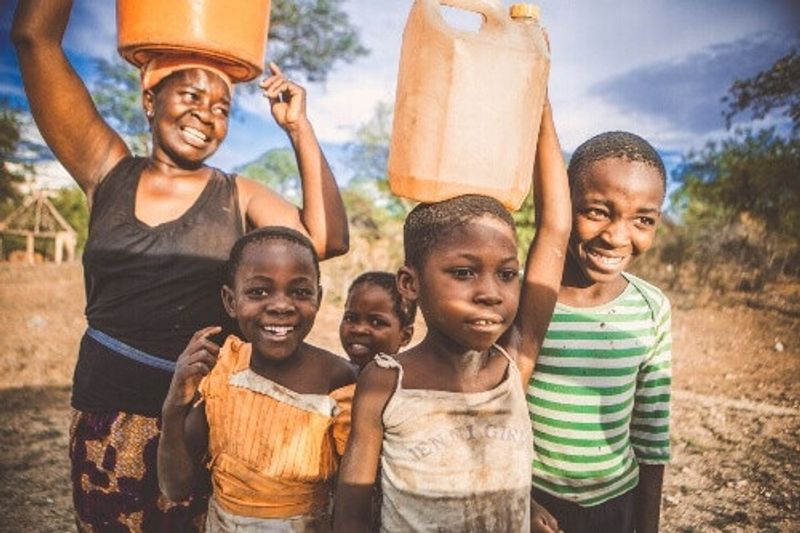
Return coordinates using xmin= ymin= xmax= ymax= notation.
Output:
xmin=672 ymin=128 xmax=800 ymax=244
xmin=666 ymin=128 xmax=800 ymax=286
xmin=92 ymin=0 xmax=368 ymax=149
xmin=0 ymin=103 xmax=30 ymax=217
xmin=510 ymin=191 xmax=535 ymax=261
xmin=50 ymin=186 xmax=89 ymax=252
xmin=724 ymin=49 xmax=800 ymax=134
xmin=346 ymin=101 xmax=410 ymax=222
xmin=235 ymin=148 xmax=300 ymax=204
xmin=92 ymin=58 xmax=150 ymax=155
xmin=269 ymin=0 xmax=368 ymax=82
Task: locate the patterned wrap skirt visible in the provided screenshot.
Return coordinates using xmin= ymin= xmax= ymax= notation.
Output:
xmin=69 ymin=409 xmax=209 ymax=532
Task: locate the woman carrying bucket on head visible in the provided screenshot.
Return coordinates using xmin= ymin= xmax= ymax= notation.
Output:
xmin=12 ymin=0 xmax=348 ymax=530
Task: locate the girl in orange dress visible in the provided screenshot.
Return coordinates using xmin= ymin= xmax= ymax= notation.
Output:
xmin=158 ymin=227 xmax=356 ymax=532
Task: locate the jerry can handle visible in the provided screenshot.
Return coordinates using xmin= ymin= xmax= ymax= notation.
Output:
xmin=434 ymin=0 xmax=505 ymax=28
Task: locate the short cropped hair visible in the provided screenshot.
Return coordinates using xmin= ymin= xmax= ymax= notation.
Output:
xmin=567 ymin=131 xmax=666 ymax=192
xmin=225 ymin=226 xmax=320 ymax=287
xmin=347 ymin=271 xmax=417 ymax=328
xmin=403 ymin=195 xmax=516 ymax=269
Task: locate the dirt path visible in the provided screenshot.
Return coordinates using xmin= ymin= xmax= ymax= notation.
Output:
xmin=0 ymin=386 xmax=74 ymax=532
xmin=1 ymin=264 xmax=798 ymax=531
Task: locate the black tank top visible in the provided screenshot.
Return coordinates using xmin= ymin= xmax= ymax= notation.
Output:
xmin=73 ymin=156 xmax=244 ymax=415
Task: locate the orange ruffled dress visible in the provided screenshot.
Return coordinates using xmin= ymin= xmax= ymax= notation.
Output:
xmin=198 ymin=336 xmax=354 ymax=528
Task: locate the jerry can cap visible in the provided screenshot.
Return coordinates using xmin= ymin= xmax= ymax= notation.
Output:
xmin=510 ymin=3 xmax=541 ymax=20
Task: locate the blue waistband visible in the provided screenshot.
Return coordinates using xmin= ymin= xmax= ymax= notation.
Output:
xmin=85 ymin=327 xmax=177 ymax=373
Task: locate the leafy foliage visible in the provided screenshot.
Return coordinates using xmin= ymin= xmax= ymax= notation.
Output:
xmin=345 ymin=102 xmax=411 ymax=224
xmin=0 ymin=104 xmax=30 ymax=217
xmin=672 ymin=128 xmax=800 ymax=245
xmin=724 ymin=49 xmax=800 ymax=134
xmin=50 ymin=186 xmax=89 ymax=252
xmin=235 ymin=147 xmax=300 ymax=205
xmin=649 ymin=50 xmax=800 ymax=291
xmin=510 ymin=191 xmax=535 ymax=261
xmin=92 ymin=58 xmax=150 ymax=155
xmin=269 ymin=0 xmax=368 ymax=82
xmin=651 ymin=129 xmax=800 ymax=290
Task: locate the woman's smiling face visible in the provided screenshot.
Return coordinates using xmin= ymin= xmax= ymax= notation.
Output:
xmin=567 ymin=157 xmax=664 ymax=285
xmin=145 ymin=68 xmax=231 ymax=168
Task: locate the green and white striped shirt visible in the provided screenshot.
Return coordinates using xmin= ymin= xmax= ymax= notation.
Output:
xmin=528 ymin=273 xmax=671 ymax=506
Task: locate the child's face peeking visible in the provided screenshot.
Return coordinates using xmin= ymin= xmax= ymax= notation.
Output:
xmin=568 ymin=157 xmax=664 ymax=285
xmin=339 ymin=283 xmax=412 ymax=368
xmin=401 ymin=215 xmax=520 ymax=353
xmin=222 ymin=239 xmax=320 ymax=364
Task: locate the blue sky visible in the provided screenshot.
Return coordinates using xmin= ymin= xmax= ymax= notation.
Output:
xmin=2 ymin=0 xmax=798 ymax=188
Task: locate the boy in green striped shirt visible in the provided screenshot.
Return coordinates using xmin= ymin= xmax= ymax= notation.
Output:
xmin=529 ymin=132 xmax=671 ymax=533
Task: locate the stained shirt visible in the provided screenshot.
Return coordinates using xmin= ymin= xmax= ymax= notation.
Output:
xmin=376 ymin=346 xmax=532 ymax=532
xmin=528 ymin=273 xmax=672 ymax=506
xmin=200 ymin=336 xmax=354 ymax=520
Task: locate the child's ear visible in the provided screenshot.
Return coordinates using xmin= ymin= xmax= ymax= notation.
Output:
xmin=396 ymin=265 xmax=419 ymax=302
xmin=221 ymin=285 xmax=237 ymax=318
xmin=400 ymin=324 xmax=414 ymax=348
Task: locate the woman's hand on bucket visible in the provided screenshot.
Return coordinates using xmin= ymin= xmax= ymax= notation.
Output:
xmin=165 ymin=326 xmax=222 ymax=409
xmin=261 ymin=62 xmax=309 ymax=134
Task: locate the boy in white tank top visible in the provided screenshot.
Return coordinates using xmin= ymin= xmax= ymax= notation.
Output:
xmin=333 ymin=101 xmax=571 ymax=532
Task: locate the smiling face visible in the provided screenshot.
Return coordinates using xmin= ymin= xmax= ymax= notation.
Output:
xmin=222 ymin=239 xmax=320 ymax=365
xmin=144 ymin=68 xmax=231 ymax=168
xmin=339 ymin=283 xmax=411 ymax=368
xmin=402 ymin=215 xmax=520 ymax=353
xmin=567 ymin=157 xmax=665 ymax=287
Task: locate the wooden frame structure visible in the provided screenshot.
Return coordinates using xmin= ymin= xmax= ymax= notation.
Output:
xmin=0 ymin=191 xmax=77 ymax=264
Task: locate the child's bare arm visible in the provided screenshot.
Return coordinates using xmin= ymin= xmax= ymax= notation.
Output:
xmin=510 ymin=101 xmax=571 ymax=385
xmin=333 ymin=364 xmax=395 ymax=533
xmin=157 ymin=327 xmax=219 ymax=501
xmin=242 ymin=63 xmax=349 ymax=260
xmin=635 ymin=464 xmax=665 ymax=533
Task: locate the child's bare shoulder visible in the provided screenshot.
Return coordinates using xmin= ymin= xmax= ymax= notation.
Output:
xmin=357 ymin=357 xmax=402 ymax=396
xmin=305 ymin=344 xmax=357 ymax=391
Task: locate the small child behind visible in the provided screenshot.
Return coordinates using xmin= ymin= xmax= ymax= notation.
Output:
xmin=528 ymin=132 xmax=672 ymax=533
xmin=333 ymin=101 xmax=571 ymax=532
xmin=339 ymin=271 xmax=416 ymax=371
xmin=157 ymin=227 xmax=356 ymax=531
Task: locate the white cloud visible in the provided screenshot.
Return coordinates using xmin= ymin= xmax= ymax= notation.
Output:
xmin=304 ymin=74 xmax=394 ymax=143
xmin=63 ymin=0 xmax=117 ymax=60
xmin=32 ymin=160 xmax=73 ymax=190
xmin=0 ymin=81 xmax=25 ymax=99
xmin=8 ymin=0 xmax=797 ymax=174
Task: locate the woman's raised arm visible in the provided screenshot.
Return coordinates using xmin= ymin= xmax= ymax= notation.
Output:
xmin=12 ymin=0 xmax=129 ymax=198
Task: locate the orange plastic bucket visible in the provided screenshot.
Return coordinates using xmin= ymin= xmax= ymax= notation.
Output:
xmin=388 ymin=1 xmax=550 ymax=210
xmin=117 ymin=0 xmax=271 ymax=82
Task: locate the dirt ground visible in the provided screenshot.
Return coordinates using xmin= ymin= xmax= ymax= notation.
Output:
xmin=0 ymin=262 xmax=798 ymax=532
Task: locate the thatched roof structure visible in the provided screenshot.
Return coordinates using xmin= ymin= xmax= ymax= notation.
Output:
xmin=0 ymin=191 xmax=77 ymax=264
